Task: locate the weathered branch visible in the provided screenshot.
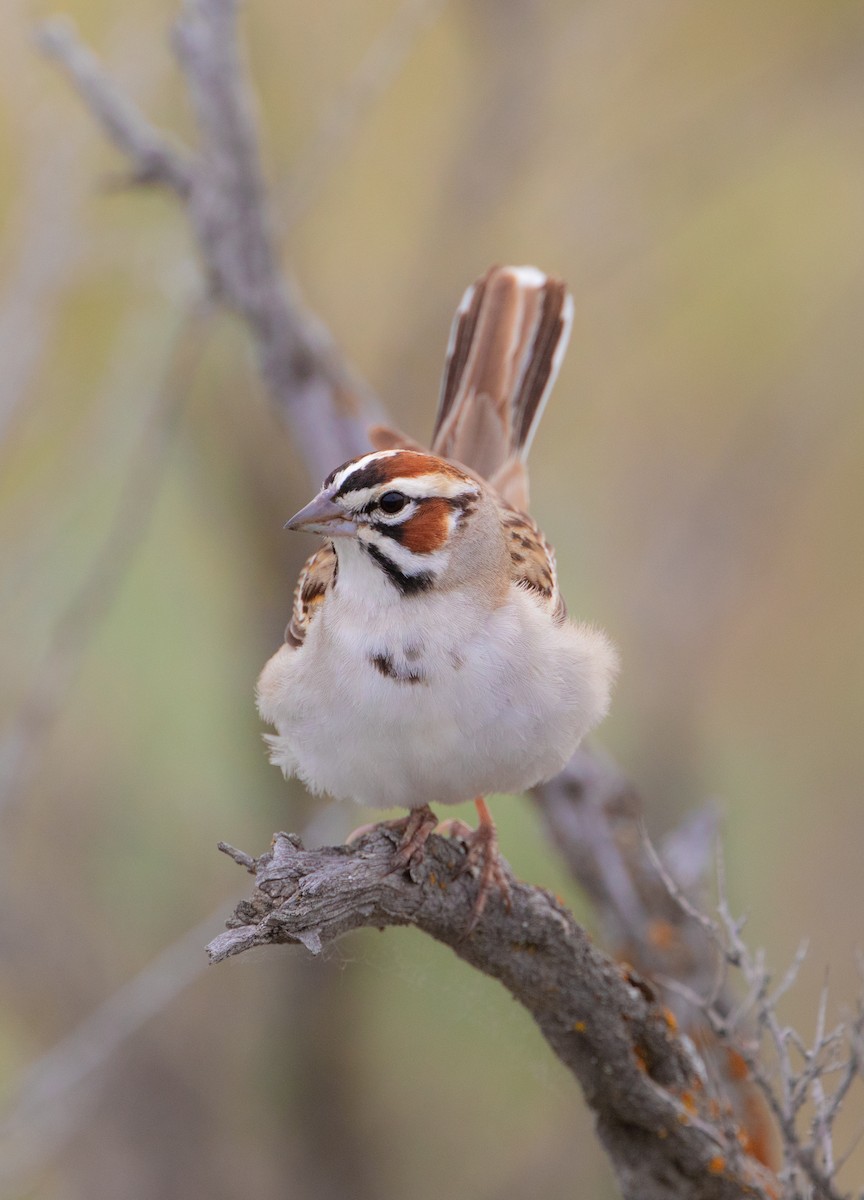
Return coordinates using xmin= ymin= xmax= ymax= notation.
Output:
xmin=40 ymin=2 xmax=382 ymax=480
xmin=210 ymin=829 xmax=778 ymax=1200
xmin=534 ymin=751 xmax=789 ymax=1179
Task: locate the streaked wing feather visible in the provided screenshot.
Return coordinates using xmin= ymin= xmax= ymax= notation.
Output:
xmin=286 ymin=542 xmax=338 ymax=647
xmin=498 ymin=503 xmax=567 ymax=622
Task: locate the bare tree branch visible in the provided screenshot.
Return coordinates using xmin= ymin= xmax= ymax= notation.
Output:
xmin=532 ymin=748 xmax=726 ymax=1016
xmin=40 ymin=2 xmax=383 ymax=481
xmin=209 ymin=829 xmax=780 ymax=1200
xmin=37 ymin=18 xmax=195 ymax=194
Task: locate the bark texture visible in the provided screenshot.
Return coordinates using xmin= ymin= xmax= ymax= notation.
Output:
xmin=210 ymin=829 xmax=778 ymax=1200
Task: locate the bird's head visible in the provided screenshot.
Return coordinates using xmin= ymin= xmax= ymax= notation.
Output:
xmin=285 ymin=449 xmax=497 ymax=595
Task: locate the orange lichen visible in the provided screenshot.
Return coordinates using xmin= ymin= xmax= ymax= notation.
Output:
xmin=572 ymin=1020 xmax=587 ymax=1033
xmin=647 ymin=918 xmax=676 ymax=950
xmin=662 ymin=1006 xmax=678 ymax=1032
xmin=707 ymin=1156 xmax=725 ymax=1175
xmin=726 ymin=1048 xmax=749 ymax=1080
xmin=633 ymin=1045 xmax=648 ymax=1072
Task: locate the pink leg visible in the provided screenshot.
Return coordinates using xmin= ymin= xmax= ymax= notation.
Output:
xmin=448 ymin=797 xmax=512 ymax=933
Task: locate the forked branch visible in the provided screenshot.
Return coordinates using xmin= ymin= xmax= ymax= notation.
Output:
xmin=39 ymin=0 xmax=380 ymax=480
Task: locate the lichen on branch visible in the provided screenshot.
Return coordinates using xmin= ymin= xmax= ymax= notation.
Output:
xmin=210 ymin=829 xmax=779 ymax=1200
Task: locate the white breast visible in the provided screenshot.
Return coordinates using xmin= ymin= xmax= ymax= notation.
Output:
xmin=257 ymin=580 xmax=616 ymax=812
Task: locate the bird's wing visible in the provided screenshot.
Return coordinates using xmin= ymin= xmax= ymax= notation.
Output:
xmin=285 ymin=542 xmax=338 ymax=647
xmin=498 ymin=502 xmax=567 ymax=622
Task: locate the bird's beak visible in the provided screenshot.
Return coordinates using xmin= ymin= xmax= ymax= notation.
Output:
xmin=284 ymin=489 xmax=357 ymax=537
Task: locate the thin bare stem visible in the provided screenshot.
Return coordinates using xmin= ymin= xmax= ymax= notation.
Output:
xmin=37 ymin=17 xmax=194 ymax=193
xmin=0 ymin=896 xmax=241 ymax=1194
xmin=0 ymin=299 xmax=211 ymax=819
xmin=278 ymin=0 xmax=447 ymax=231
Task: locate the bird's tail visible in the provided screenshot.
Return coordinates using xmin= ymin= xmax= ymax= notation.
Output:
xmin=432 ymin=264 xmax=573 ymax=508
xmin=370 ymin=265 xmax=573 ymax=510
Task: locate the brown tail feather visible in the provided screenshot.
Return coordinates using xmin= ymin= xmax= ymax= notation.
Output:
xmin=430 ymin=265 xmax=573 ymax=505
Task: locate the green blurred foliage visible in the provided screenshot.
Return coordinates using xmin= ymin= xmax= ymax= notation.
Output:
xmin=2 ymin=0 xmax=864 ymax=1196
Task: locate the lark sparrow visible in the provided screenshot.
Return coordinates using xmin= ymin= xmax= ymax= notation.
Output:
xmin=257 ymin=265 xmax=618 ymax=922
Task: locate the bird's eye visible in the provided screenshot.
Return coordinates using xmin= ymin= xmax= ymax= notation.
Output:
xmin=378 ymin=491 xmax=408 ymax=515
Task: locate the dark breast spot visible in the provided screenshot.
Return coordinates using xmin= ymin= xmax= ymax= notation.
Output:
xmin=370 ymin=652 xmax=426 ymax=685
xmin=371 ymin=652 xmax=398 ymax=679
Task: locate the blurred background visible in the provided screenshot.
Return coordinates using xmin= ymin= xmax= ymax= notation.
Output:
xmin=2 ymin=0 xmax=864 ymax=1196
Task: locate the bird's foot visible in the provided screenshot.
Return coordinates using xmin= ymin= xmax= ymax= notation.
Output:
xmin=443 ymin=798 xmax=512 ymax=934
xmin=346 ymin=805 xmax=439 ymax=871
xmin=381 ymin=804 xmax=439 ymax=872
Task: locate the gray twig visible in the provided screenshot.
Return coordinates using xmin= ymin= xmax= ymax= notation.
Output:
xmin=648 ymin=832 xmax=864 ymax=1200
xmin=278 ymin=0 xmax=448 ymax=231
xmin=37 ymin=17 xmax=194 ymax=194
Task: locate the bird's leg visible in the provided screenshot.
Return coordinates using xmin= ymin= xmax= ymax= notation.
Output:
xmin=383 ymin=804 xmax=439 ymax=872
xmin=446 ymin=797 xmax=512 ymax=933
xmin=347 ymin=805 xmax=438 ymax=870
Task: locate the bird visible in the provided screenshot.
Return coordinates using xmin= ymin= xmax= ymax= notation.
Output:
xmin=257 ymin=264 xmax=618 ymax=926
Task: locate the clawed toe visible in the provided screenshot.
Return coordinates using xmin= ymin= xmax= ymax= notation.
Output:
xmin=449 ymin=798 xmax=512 ymax=935
xmin=436 ymin=817 xmax=474 ymax=841
xmin=387 ymin=804 xmax=439 ymax=872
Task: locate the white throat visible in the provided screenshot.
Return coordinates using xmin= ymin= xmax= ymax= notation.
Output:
xmin=329 ymin=537 xmax=405 ymax=609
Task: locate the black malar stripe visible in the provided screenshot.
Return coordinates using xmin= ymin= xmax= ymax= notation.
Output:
xmin=363 ymin=542 xmax=434 ymax=595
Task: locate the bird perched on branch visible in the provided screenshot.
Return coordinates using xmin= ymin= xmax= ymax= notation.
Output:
xmin=257 ymin=265 xmax=617 ymax=926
